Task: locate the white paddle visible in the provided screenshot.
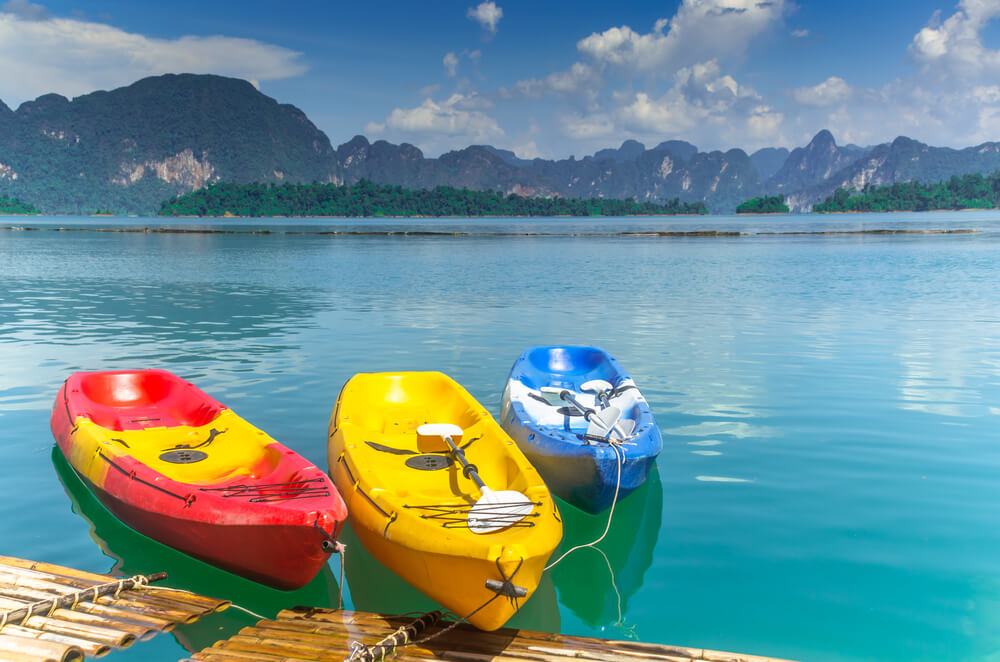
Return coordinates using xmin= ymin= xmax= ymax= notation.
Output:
xmin=416 ymin=423 xmax=534 ymax=534
xmin=581 ymin=379 xmax=636 ymax=439
xmin=540 ymin=386 xmax=633 ymax=441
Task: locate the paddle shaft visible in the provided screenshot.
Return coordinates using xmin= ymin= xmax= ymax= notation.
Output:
xmin=442 ymin=435 xmax=487 ymax=491
xmin=559 ymin=390 xmax=604 ymax=427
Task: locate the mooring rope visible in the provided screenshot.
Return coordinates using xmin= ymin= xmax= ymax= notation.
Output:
xmin=133 ymin=582 xmax=268 ymax=621
xmin=344 ymin=558 xmax=526 ymax=662
xmin=544 ymin=441 xmax=625 ymax=571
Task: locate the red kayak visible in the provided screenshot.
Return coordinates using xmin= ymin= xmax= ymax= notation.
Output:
xmin=51 ymin=369 xmax=347 ymax=590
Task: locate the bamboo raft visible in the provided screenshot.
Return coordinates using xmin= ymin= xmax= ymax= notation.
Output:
xmin=184 ymin=608 xmax=799 ymax=662
xmin=0 ymin=555 xmax=230 ymax=661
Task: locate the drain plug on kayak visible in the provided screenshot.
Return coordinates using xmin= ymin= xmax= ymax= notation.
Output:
xmin=159 ymin=450 xmax=208 ymax=464
xmin=404 ymin=454 xmax=452 ymax=471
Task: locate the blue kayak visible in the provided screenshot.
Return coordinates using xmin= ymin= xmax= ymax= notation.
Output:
xmin=500 ymin=346 xmax=662 ymax=514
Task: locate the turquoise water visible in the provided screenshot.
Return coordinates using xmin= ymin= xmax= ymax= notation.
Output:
xmin=3 ymin=212 xmax=1000 ymax=661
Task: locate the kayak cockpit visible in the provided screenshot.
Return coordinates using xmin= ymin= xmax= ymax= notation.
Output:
xmin=70 ymin=369 xmax=224 ymax=431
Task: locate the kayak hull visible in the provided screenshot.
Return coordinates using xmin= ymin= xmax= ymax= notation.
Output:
xmin=51 ymin=369 xmax=347 ymax=590
xmin=328 ymin=371 xmax=562 ymax=630
xmin=500 ymin=346 xmax=663 ymax=514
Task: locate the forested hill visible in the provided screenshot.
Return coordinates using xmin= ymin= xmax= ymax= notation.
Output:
xmin=813 ymin=172 xmax=1000 ymax=212
xmin=158 ymin=181 xmax=708 ymax=217
xmin=0 ymin=74 xmax=338 ymax=215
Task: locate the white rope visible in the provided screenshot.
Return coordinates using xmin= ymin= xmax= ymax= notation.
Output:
xmin=337 ymin=543 xmax=347 ymax=611
xmin=544 ymin=442 xmax=625 ymax=571
xmin=137 ymin=582 xmax=266 ymax=621
xmin=592 ymin=546 xmax=623 ymax=626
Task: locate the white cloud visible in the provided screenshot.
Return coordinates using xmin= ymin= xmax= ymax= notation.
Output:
xmin=503 ymin=61 xmax=601 ymax=104
xmin=791 ymin=28 xmax=808 ymax=38
xmin=909 ymin=0 xmax=1000 ymax=78
xmin=0 ymin=9 xmax=305 ymax=106
xmin=792 ymin=76 xmax=852 ymax=107
xmin=577 ymin=0 xmax=786 ymax=73
xmin=560 ymin=112 xmax=615 ymax=139
xmin=613 ymin=60 xmax=785 ymax=149
xmin=467 ymin=1 xmax=502 ymax=34
xmin=443 ymin=52 xmax=458 ymax=77
xmin=369 ymin=93 xmax=503 ymax=142
xmin=3 ymin=0 xmax=48 ymax=20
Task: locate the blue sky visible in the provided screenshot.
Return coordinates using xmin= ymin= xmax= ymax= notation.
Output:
xmin=2 ymin=0 xmax=999 ymax=158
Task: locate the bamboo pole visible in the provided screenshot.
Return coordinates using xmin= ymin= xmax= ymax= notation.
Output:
xmin=0 ymin=571 xmax=210 ymax=623
xmin=0 ymin=633 xmax=84 ymax=662
xmin=0 ymin=623 xmax=111 ymax=658
xmin=0 ymin=569 xmax=165 ymax=629
xmin=0 ymin=556 xmax=232 ymax=616
xmin=0 ymin=559 xmax=229 ymax=612
xmin=17 ymin=614 xmax=136 ymax=648
xmin=0 ymin=594 xmax=160 ymax=640
xmin=266 ymin=611 xmax=798 ymax=662
xmin=0 ymin=581 xmax=203 ymax=625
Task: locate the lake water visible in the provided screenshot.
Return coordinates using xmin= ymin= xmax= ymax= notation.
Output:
xmin=3 ymin=211 xmax=1000 ymax=661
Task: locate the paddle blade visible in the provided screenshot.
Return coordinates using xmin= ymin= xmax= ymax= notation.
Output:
xmin=581 ymin=379 xmax=613 ymax=394
xmin=538 ymin=386 xmax=566 ymax=405
xmin=614 ymin=418 xmax=636 ymax=439
xmin=586 ymin=405 xmax=621 ymax=437
xmin=468 ymin=489 xmax=534 ymax=534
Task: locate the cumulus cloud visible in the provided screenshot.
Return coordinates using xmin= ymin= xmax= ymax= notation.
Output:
xmin=910 ymin=0 xmax=1000 ymax=78
xmin=467 ymin=1 xmax=502 ymax=34
xmin=367 ymin=93 xmax=503 ymax=143
xmin=443 ymin=52 xmax=459 ymax=77
xmin=0 ymin=8 xmax=305 ymax=106
xmin=577 ymin=0 xmax=786 ymax=73
xmin=501 ymin=61 xmax=602 ymax=106
xmin=612 ymin=60 xmax=784 ymax=148
xmin=3 ymin=0 xmax=49 ymax=20
xmin=792 ymin=76 xmax=852 ymax=107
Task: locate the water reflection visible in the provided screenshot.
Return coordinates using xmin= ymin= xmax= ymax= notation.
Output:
xmin=550 ymin=471 xmax=662 ymax=634
xmin=0 ymin=275 xmax=330 ymax=411
xmin=340 ymin=522 xmax=561 ymax=633
xmin=51 ymin=446 xmax=341 ymax=653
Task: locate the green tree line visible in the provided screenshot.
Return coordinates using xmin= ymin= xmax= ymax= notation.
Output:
xmin=0 ymin=195 xmax=40 ymax=214
xmin=158 ymin=180 xmax=709 ymax=217
xmin=814 ymin=172 xmax=1000 ymax=212
xmin=735 ymin=195 xmax=789 ymax=214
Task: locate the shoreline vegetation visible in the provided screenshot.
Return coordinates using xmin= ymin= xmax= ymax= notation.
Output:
xmin=814 ymin=172 xmax=1000 ymax=212
xmin=736 ymin=195 xmax=790 ymax=214
xmin=0 ymin=225 xmax=979 ymax=238
xmin=0 ymin=195 xmax=40 ymax=215
xmin=157 ymin=180 xmax=709 ymax=217
xmin=8 ymin=170 xmax=1000 ymax=218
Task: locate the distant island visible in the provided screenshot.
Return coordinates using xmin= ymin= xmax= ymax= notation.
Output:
xmin=735 ymin=195 xmax=789 ymax=214
xmin=814 ymin=172 xmax=1000 ymax=212
xmin=0 ymin=195 xmax=39 ymax=214
xmin=157 ymin=181 xmax=709 ymax=217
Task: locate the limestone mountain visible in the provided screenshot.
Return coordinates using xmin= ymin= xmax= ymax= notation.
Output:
xmin=4 ymin=74 xmax=1000 ymax=214
xmin=0 ymin=74 xmax=338 ymax=214
xmin=783 ymin=135 xmax=1000 ymax=211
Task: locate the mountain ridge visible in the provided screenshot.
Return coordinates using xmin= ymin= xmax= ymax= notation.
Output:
xmin=2 ymin=73 xmax=1000 ymax=214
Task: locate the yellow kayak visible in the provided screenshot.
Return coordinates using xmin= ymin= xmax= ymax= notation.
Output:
xmin=328 ymin=371 xmax=562 ymax=630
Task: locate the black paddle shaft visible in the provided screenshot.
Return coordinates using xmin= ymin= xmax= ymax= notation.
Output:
xmin=443 ymin=435 xmax=487 ymax=490
xmin=559 ymin=390 xmax=599 ymax=422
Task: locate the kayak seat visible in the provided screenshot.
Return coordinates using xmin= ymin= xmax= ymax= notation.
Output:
xmin=73 ymin=370 xmax=224 ymax=431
